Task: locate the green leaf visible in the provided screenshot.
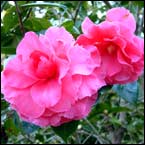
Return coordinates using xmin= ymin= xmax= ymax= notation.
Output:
xmin=35 ymin=133 xmax=44 ymax=142
xmin=99 ymin=105 xmax=130 ymax=114
xmin=94 ymin=103 xmax=111 ymax=113
xmin=52 ymin=120 xmax=79 ymax=142
xmin=109 ymin=117 xmax=122 ymax=126
xmin=120 ymin=1 xmax=129 ymax=6
xmin=1 ymin=1 xmax=7 ymax=11
xmin=1 ymin=30 xmax=14 ymax=46
xmin=110 ymin=106 xmax=131 ymax=113
xmin=3 ymin=7 xmax=18 ymax=33
xmin=112 ymin=81 xmax=139 ymax=104
xmin=21 ymin=122 xmax=40 ymax=134
xmin=24 ymin=17 xmax=51 ymax=32
xmin=61 ymin=20 xmax=74 ymax=32
xmin=1 ymin=95 xmax=9 ymax=110
xmin=17 ymin=1 xmax=27 ymax=5
xmin=61 ymin=20 xmax=80 ymax=37
xmin=133 ymin=1 xmax=144 ymax=8
xmin=13 ymin=112 xmax=40 ymax=134
xmin=4 ymin=118 xmax=20 ymax=136
xmin=1 ymin=47 xmax=16 ymax=54
xmin=98 ymin=85 xmax=113 ymax=96
xmin=1 ymin=65 xmax=3 ymax=71
xmin=13 ymin=111 xmax=22 ymax=129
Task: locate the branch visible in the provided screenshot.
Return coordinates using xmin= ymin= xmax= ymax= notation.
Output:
xmin=112 ymin=127 xmax=126 ymax=144
xmin=14 ymin=1 xmax=25 ymax=35
xmin=112 ymin=99 xmax=126 ymax=144
xmin=84 ymin=118 xmax=103 ymax=144
xmin=103 ymin=1 xmax=112 ymax=8
xmin=73 ymin=1 xmax=82 ymax=24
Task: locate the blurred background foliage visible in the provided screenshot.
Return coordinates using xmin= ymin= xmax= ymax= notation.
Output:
xmin=1 ymin=1 xmax=144 ymax=144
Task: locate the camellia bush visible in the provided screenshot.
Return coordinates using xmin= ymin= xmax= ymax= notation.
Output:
xmin=1 ymin=1 xmax=144 ymax=144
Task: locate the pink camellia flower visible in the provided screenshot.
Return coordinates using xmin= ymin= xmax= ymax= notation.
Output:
xmin=1 ymin=27 xmax=105 ymax=127
xmin=76 ymin=7 xmax=144 ymax=85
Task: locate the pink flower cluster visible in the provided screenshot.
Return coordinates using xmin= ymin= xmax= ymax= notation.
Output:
xmin=1 ymin=7 xmax=144 ymax=127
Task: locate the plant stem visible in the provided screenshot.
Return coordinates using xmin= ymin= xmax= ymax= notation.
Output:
xmin=103 ymin=1 xmax=112 ymax=8
xmin=74 ymin=1 xmax=82 ymax=24
xmin=112 ymin=99 xmax=126 ymax=144
xmin=14 ymin=1 xmax=25 ymax=35
xmin=84 ymin=118 xmax=103 ymax=144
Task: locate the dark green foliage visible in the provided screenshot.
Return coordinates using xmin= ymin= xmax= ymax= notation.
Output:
xmin=52 ymin=120 xmax=79 ymax=142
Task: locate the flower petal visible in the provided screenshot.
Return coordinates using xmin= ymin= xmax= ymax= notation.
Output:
xmin=2 ymin=68 xmax=37 ymax=89
xmin=50 ymin=76 xmax=76 ymax=112
xmin=31 ymin=80 xmax=61 ymax=108
xmin=12 ymin=88 xmax=45 ymax=118
xmin=16 ymin=32 xmax=46 ymax=62
xmin=45 ymin=26 xmax=75 ymax=46
xmin=106 ymin=7 xmax=136 ymax=33
xmin=69 ymin=45 xmax=96 ymax=75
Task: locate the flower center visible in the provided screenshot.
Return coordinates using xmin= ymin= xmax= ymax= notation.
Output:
xmin=30 ymin=51 xmax=58 ymax=79
xmin=107 ymin=45 xmax=116 ymax=54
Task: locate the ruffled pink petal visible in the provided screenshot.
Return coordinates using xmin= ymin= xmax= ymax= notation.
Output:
xmin=2 ymin=86 xmax=19 ymax=104
xmin=50 ymin=76 xmax=76 ymax=112
xmin=19 ymin=114 xmax=51 ymax=127
xmin=69 ymin=45 xmax=96 ymax=75
xmin=2 ymin=68 xmax=37 ymax=89
xmin=11 ymin=89 xmax=45 ymax=118
xmin=64 ymin=97 xmax=96 ymax=119
xmin=111 ymin=66 xmax=132 ymax=83
xmin=82 ymin=17 xmax=99 ymax=38
xmin=56 ymin=58 xmax=69 ymax=83
xmin=72 ymin=75 xmax=82 ymax=96
xmin=79 ymin=75 xmax=105 ymax=99
xmin=106 ymin=7 xmax=136 ymax=33
xmin=83 ymin=45 xmax=101 ymax=66
xmin=100 ymin=51 xmax=122 ymax=77
xmin=133 ymin=59 xmax=144 ymax=75
xmin=76 ymin=35 xmax=95 ymax=46
xmin=31 ymin=80 xmax=61 ymax=108
xmin=98 ymin=21 xmax=120 ymax=39
xmin=45 ymin=26 xmax=75 ymax=46
xmin=123 ymin=42 xmax=143 ymax=62
xmin=104 ymin=36 xmax=126 ymax=49
xmin=16 ymin=32 xmax=46 ymax=62
xmin=1 ymin=56 xmax=38 ymax=88
xmin=117 ymin=50 xmax=131 ymax=65
xmin=132 ymin=36 xmax=144 ymax=52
